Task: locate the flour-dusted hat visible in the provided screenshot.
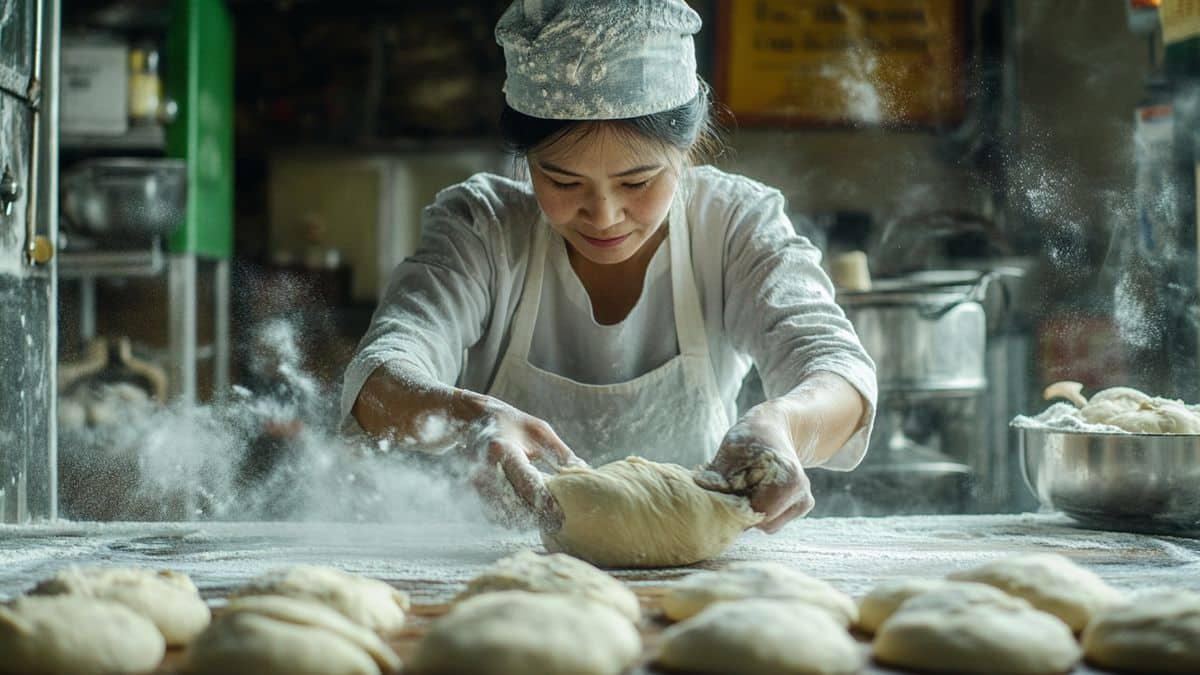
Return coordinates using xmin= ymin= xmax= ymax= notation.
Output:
xmin=495 ymin=0 xmax=702 ymax=120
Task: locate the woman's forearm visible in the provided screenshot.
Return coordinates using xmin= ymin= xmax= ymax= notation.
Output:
xmin=760 ymin=372 xmax=867 ymax=466
xmin=351 ymin=360 xmax=486 ymax=452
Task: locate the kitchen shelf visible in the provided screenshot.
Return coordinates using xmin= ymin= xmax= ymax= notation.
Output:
xmin=57 ymin=239 xmax=165 ymax=279
xmin=60 ymin=126 xmax=165 ymax=152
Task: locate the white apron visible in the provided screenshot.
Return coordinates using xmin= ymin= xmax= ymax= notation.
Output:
xmin=487 ymin=194 xmax=730 ymax=467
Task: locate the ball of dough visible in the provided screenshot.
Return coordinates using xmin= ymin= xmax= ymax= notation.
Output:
xmin=458 ymin=550 xmax=640 ymax=622
xmin=542 ymin=457 xmax=762 ymax=568
xmin=856 ymin=578 xmax=987 ymax=634
xmin=185 ymin=595 xmax=400 ymax=675
xmin=1082 ymin=589 xmax=1200 ymax=674
xmin=31 ymin=566 xmax=210 ymax=646
xmin=662 ymin=561 xmax=857 ymax=626
xmin=408 ymin=591 xmax=640 ymax=675
xmin=656 ymin=599 xmax=862 ymax=675
xmin=0 ymin=595 xmax=165 ymax=675
xmin=873 ymin=586 xmax=1080 ymax=675
xmin=947 ymin=553 xmax=1124 ymax=632
xmin=1107 ymin=399 xmax=1200 ymax=434
xmin=232 ymin=565 xmax=408 ymax=634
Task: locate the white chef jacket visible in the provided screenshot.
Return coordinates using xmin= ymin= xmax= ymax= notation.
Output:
xmin=341 ymin=166 xmax=877 ymax=470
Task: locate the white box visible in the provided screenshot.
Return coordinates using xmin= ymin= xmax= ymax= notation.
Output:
xmin=61 ymin=41 xmax=128 ymax=136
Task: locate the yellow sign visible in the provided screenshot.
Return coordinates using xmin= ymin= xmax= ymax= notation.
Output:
xmin=1161 ymin=0 xmax=1200 ymax=44
xmin=715 ymin=0 xmax=966 ymax=126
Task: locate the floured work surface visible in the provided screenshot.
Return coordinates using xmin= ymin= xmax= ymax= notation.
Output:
xmin=2 ymin=513 xmax=1197 ymax=673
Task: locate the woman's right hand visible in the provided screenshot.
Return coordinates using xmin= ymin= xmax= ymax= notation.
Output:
xmin=454 ymin=391 xmax=586 ymax=531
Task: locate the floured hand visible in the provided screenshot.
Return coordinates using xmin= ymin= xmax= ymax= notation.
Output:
xmin=457 ymin=391 xmax=587 ymax=532
xmin=695 ymin=403 xmax=812 ymax=533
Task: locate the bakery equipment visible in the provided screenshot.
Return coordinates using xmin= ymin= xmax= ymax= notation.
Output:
xmin=60 ymin=157 xmax=187 ymax=241
xmin=1017 ymin=426 xmax=1200 ymax=535
xmin=814 ymin=270 xmax=1003 ymax=516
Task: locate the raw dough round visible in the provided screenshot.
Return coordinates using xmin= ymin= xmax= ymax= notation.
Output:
xmin=856 ymin=578 xmax=987 ymax=634
xmin=184 ymin=595 xmax=400 ymax=675
xmin=656 ymin=599 xmax=862 ymax=675
xmin=458 ymin=550 xmax=640 ymax=622
xmin=873 ymin=586 xmax=1080 ymax=675
xmin=0 ymin=595 xmax=165 ymax=675
xmin=408 ymin=591 xmax=640 ymax=675
xmin=232 ymin=565 xmax=408 ymax=634
xmin=662 ymin=561 xmax=857 ymax=626
xmin=1082 ymin=589 xmax=1200 ymax=674
xmin=947 ymin=552 xmax=1124 ymax=632
xmin=542 ymin=457 xmax=762 ymax=568
xmin=31 ymin=566 xmax=210 ymax=646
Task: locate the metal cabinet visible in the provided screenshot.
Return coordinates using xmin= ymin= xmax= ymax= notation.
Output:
xmin=1 ymin=0 xmax=57 ymax=523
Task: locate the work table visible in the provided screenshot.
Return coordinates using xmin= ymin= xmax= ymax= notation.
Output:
xmin=2 ymin=513 xmax=1197 ymax=675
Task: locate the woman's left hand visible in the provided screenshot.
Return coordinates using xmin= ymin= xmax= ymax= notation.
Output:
xmin=694 ymin=401 xmax=814 ymax=533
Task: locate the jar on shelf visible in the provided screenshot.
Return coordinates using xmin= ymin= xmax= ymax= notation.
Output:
xmin=127 ymin=44 xmax=162 ymax=126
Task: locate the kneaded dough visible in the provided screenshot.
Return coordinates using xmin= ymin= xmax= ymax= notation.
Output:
xmin=656 ymin=599 xmax=861 ymax=675
xmin=873 ymin=586 xmax=1080 ymax=675
xmin=458 ymin=550 xmax=640 ymax=622
xmin=662 ymin=561 xmax=857 ymax=626
xmin=857 ymin=578 xmax=985 ymax=634
xmin=948 ymin=552 xmax=1124 ymax=632
xmin=542 ymin=457 xmax=762 ymax=568
xmin=184 ymin=595 xmax=400 ymax=675
xmin=1082 ymin=589 xmax=1200 ymax=674
xmin=0 ymin=595 xmax=165 ymax=675
xmin=232 ymin=565 xmax=408 ymax=634
xmin=408 ymin=591 xmax=640 ymax=675
xmin=32 ymin=566 xmax=210 ymax=646
xmin=1079 ymin=387 xmax=1200 ymax=433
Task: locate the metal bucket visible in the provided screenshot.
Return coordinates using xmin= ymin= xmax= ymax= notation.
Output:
xmin=1017 ymin=425 xmax=1200 ymax=535
xmin=839 ymin=270 xmax=993 ymax=393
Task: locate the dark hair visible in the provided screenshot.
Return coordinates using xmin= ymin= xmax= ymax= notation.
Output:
xmin=498 ymin=80 xmax=724 ymax=166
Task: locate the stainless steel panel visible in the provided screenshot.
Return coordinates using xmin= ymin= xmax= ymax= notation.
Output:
xmin=0 ymin=273 xmax=51 ymax=522
xmin=0 ymin=0 xmax=35 ymax=98
xmin=0 ymin=92 xmax=31 ymax=271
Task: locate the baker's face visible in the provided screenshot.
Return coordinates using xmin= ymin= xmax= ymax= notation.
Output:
xmin=528 ymin=125 xmax=681 ymax=266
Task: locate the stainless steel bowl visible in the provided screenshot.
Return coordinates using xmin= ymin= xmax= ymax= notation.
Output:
xmin=1017 ymin=425 xmax=1200 ymax=535
xmin=61 ymin=158 xmax=188 ymax=240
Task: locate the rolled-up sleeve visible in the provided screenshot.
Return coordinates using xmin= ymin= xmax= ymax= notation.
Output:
xmin=339 ymin=182 xmax=497 ymax=426
xmin=722 ymin=188 xmax=878 ymax=470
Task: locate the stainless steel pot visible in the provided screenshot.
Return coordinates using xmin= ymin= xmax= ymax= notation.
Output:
xmin=60 ymin=158 xmax=187 ymax=240
xmin=839 ymin=270 xmax=994 ymax=393
xmin=1017 ymin=425 xmax=1200 ymax=535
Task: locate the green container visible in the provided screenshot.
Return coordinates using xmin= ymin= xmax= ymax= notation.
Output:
xmin=165 ymin=0 xmax=234 ymax=259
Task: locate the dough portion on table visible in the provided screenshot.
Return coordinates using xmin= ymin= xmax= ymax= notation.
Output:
xmin=1082 ymin=589 xmax=1200 ymax=674
xmin=542 ymin=456 xmax=762 ymax=568
xmin=0 ymin=595 xmax=165 ymax=675
xmin=662 ymin=561 xmax=857 ymax=626
xmin=458 ymin=549 xmax=640 ymax=622
xmin=873 ymin=586 xmax=1080 ymax=675
xmin=656 ymin=598 xmax=862 ymax=675
xmin=948 ymin=552 xmax=1124 ymax=631
xmin=408 ymin=590 xmax=640 ymax=675
xmin=31 ymin=565 xmax=210 ymax=646
xmin=231 ymin=564 xmax=408 ymax=634
xmin=184 ymin=595 xmax=400 ymax=675
xmin=857 ymin=577 xmax=988 ymax=634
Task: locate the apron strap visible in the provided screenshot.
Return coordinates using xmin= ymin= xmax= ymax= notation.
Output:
xmin=504 ymin=219 xmax=549 ymax=362
xmin=667 ymin=190 xmax=728 ymax=428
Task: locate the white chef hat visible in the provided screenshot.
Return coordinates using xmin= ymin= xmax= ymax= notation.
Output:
xmin=495 ymin=0 xmax=702 ymax=120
